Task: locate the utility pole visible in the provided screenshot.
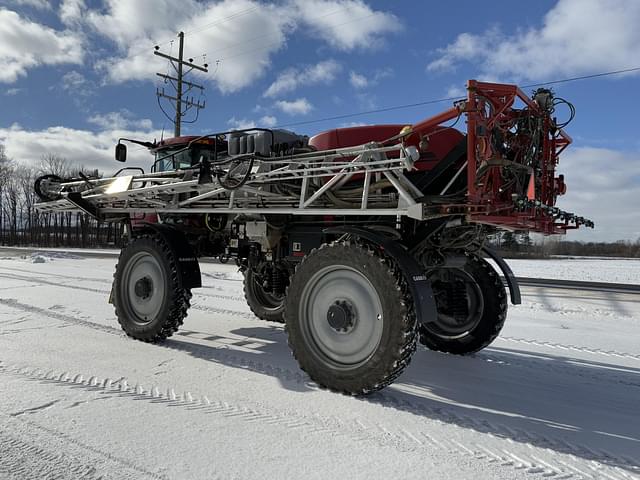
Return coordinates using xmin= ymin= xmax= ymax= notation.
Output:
xmin=155 ymin=31 xmax=208 ymax=137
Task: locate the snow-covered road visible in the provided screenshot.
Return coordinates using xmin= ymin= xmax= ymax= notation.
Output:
xmin=0 ymin=253 xmax=638 ymax=480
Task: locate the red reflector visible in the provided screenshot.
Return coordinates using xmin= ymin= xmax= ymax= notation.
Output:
xmin=527 ymin=172 xmax=536 ymax=200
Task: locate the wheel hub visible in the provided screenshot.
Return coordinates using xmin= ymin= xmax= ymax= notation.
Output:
xmin=327 ymin=300 xmax=356 ymax=333
xmin=134 ymin=276 xmax=153 ymax=300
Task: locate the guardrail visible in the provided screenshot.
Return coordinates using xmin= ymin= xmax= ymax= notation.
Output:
xmin=513 ymin=277 xmax=640 ymax=294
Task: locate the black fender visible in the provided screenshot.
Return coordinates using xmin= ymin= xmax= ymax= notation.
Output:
xmin=324 ymin=227 xmax=438 ymax=328
xmin=134 ymin=223 xmax=202 ymax=289
xmin=482 ymin=247 xmax=521 ymax=305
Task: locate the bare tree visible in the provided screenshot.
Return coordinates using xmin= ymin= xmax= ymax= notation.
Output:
xmin=39 ymin=153 xmax=74 ymax=178
xmin=2 ymin=169 xmax=19 ymax=244
xmin=0 ymin=144 xmax=12 ymax=244
xmin=17 ymin=165 xmax=38 ymax=244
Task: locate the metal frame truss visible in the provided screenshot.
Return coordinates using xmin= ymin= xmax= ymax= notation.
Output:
xmin=36 ymin=142 xmax=427 ymax=220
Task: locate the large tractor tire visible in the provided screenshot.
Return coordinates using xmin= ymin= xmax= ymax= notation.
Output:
xmin=284 ymin=242 xmax=417 ymax=395
xmin=419 ymin=253 xmax=507 ymax=354
xmin=113 ymin=233 xmax=192 ymax=342
xmin=243 ymin=268 xmax=286 ymax=323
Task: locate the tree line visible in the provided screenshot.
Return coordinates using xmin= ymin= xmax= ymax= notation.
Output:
xmin=489 ymin=231 xmax=640 ymax=258
xmin=0 ymin=144 xmax=124 ymax=249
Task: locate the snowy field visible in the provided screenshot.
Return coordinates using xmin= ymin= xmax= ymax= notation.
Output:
xmin=0 ymin=252 xmax=639 ymax=479
xmin=501 ymin=257 xmax=640 ymax=285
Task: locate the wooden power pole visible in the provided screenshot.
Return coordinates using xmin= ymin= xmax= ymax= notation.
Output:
xmin=154 ymin=32 xmax=208 ymax=137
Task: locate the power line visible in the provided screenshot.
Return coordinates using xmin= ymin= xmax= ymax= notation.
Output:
xmin=183 ymin=6 xmax=260 ymax=36
xmin=276 ymin=96 xmax=460 ymax=129
xmin=521 ymin=66 xmax=640 ymax=88
xmin=274 ymin=66 xmax=640 ymax=129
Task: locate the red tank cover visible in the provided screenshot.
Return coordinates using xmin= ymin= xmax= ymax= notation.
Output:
xmin=309 ymin=124 xmax=464 ymax=171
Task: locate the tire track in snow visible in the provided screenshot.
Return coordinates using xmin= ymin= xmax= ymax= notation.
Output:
xmin=0 ymin=297 xmax=306 ymax=385
xmin=190 ymin=302 xmax=259 ymax=321
xmin=0 ymin=269 xmax=250 ymax=311
xmin=0 ymin=272 xmax=108 ymax=295
xmin=0 ymin=431 xmax=105 ymax=480
xmin=499 ymin=337 xmax=640 ymax=361
xmin=4 ymin=361 xmax=631 ymax=480
xmin=371 ymin=390 xmax=638 ymax=479
xmin=0 ymin=298 xmax=125 ymax=336
xmin=476 ymin=349 xmax=640 ymax=389
xmin=2 ymin=272 xmax=638 ymax=478
xmin=0 ymin=362 xmax=640 ymax=480
xmin=3 ymin=288 xmax=635 ymax=397
xmin=0 ymin=407 xmax=167 ymax=480
xmin=4 ymin=296 xmax=635 ymax=477
xmin=0 ymin=265 xmax=108 ymax=283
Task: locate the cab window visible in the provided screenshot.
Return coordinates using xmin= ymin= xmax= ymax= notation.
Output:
xmin=154 ymin=147 xmax=193 ymax=172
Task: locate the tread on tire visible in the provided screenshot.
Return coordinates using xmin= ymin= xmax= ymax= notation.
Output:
xmin=113 ymin=233 xmax=191 ymax=343
xmin=284 ymin=241 xmax=417 ymax=395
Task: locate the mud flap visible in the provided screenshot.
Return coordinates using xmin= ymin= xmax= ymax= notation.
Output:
xmin=142 ymin=223 xmax=202 ymax=289
xmin=108 ymin=224 xmax=202 ymax=303
xmin=482 ymin=247 xmax=521 ymax=305
xmin=125 ymin=223 xmax=202 ymax=288
xmin=324 ymin=227 xmax=438 ymax=327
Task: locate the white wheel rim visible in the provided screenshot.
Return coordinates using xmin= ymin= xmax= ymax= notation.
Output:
xmin=299 ymin=265 xmax=384 ymax=368
xmin=121 ymin=251 xmax=165 ymax=325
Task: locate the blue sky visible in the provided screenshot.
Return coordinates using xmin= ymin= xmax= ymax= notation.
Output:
xmin=1 ymin=0 xmax=639 ymax=241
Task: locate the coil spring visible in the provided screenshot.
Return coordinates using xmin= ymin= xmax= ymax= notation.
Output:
xmin=448 ymin=281 xmax=469 ymax=320
xmin=271 ymin=266 xmax=287 ymax=295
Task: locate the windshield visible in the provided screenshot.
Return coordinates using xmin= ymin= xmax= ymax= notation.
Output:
xmin=154 ymin=144 xmax=221 ymax=172
xmin=154 ymin=147 xmax=193 ymax=172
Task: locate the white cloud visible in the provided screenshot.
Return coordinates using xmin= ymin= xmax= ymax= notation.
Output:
xmin=0 ymin=9 xmax=84 ymax=83
xmin=227 ymin=115 xmax=279 ymax=129
xmin=89 ymin=0 xmax=293 ymax=93
xmin=0 ymin=123 xmax=162 ymax=174
xmin=87 ymin=110 xmax=154 ymax=131
xmin=348 ymin=68 xmax=392 ymax=89
xmin=264 ymin=59 xmax=341 ymax=97
xmin=59 ymin=0 xmax=86 ymax=26
xmin=61 ymin=70 xmax=88 ymax=92
xmin=274 ymin=98 xmax=313 ymax=115
xmin=5 ymin=87 xmax=22 ymax=96
xmin=555 ymin=147 xmax=640 ymax=241
xmin=445 ymin=85 xmax=466 ymax=98
xmin=292 ymin=0 xmax=401 ymax=50
xmin=58 ymin=70 xmax=94 ymax=108
xmin=427 ymin=30 xmax=494 ymax=73
xmin=427 ymin=0 xmax=640 ymax=81
xmin=349 ymin=71 xmax=367 ymax=88
xmin=260 ymin=115 xmax=278 ymax=127
xmin=11 ymin=0 xmax=51 ymax=10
